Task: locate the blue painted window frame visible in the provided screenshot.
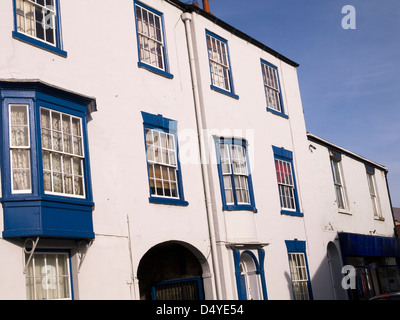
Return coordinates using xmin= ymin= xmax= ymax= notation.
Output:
xmin=133 ymin=1 xmax=173 ymax=79
xmin=215 ymin=137 xmax=257 ymax=212
xmin=232 ymin=249 xmax=268 ymax=300
xmin=12 ymin=0 xmax=67 ymax=57
xmin=272 ymin=146 xmax=303 ymax=217
xmin=261 ymin=59 xmax=287 ymax=118
xmin=25 ymin=249 xmax=74 ymax=300
xmin=205 ymin=30 xmax=239 ymax=100
xmin=285 ymin=239 xmax=313 ymax=300
xmin=141 ymin=111 xmax=188 ymax=206
xmin=0 ymin=82 xmax=95 ymax=239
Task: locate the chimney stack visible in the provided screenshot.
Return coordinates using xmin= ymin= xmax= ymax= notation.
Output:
xmin=202 ymin=0 xmax=210 ymax=13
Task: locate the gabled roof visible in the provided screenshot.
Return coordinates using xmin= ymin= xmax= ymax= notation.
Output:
xmin=307 ymin=133 xmax=387 ymax=172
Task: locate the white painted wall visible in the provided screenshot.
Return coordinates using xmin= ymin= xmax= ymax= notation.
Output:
xmin=0 ymin=0 xmax=396 ymax=301
xmin=0 ymin=0 xmax=214 ymax=300
xmin=303 ymin=135 xmax=396 ymax=299
xmin=185 ymin=10 xmax=314 ymax=299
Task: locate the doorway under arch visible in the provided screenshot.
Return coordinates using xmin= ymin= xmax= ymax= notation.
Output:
xmin=137 ymin=241 xmax=208 ymax=300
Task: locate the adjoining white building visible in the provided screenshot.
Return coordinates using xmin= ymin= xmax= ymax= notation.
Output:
xmin=0 ymin=0 xmax=398 ymax=300
xmin=305 ymin=133 xmax=400 ymax=300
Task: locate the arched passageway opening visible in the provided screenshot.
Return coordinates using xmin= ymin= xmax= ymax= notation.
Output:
xmin=137 ymin=242 xmax=205 ymax=300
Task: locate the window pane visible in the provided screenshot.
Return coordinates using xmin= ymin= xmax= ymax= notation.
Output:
xmin=335 ymin=185 xmax=345 ymax=209
xmin=45 ymin=0 xmax=54 ymax=8
xmin=10 ymin=105 xmax=29 ymax=147
xmin=74 ymin=176 xmax=84 ymax=196
xmin=219 ymin=141 xmax=253 ymax=207
xmin=40 ymin=108 xmax=85 ymax=197
xmin=170 ymin=182 xmax=178 ymax=197
xmin=11 ymin=150 xmax=31 ymax=191
xmin=263 ymin=64 xmax=281 ymax=112
xmin=207 ymin=34 xmax=231 ymax=91
xmin=71 ymin=118 xmax=81 ymax=136
xmin=145 ymin=129 xmax=179 ymax=199
xmin=64 ymin=176 xmax=73 ymax=194
xmin=275 ymin=159 xmax=296 ymax=210
xmin=10 ymin=105 xmax=32 ymax=193
xmin=45 ymin=12 xmax=55 ymax=44
xmin=16 ymin=0 xmax=57 ymax=45
xmin=223 ymin=176 xmax=234 ymax=204
xmin=136 ymin=4 xmax=165 ymax=70
xmin=25 ymin=253 xmax=71 ymax=300
xmin=288 ymin=253 xmax=310 ymax=300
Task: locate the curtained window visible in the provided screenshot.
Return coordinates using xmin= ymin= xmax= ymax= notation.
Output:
xmin=9 ymin=105 xmax=32 ymax=193
xmin=145 ymin=128 xmax=178 ymax=199
xmin=216 ymin=138 xmax=256 ymax=212
xmin=40 ymin=108 xmax=85 ymax=197
xmin=25 ymin=251 xmax=72 ymax=300
xmin=275 ymin=158 xmax=296 ymax=211
xmin=206 ymin=30 xmax=238 ymax=99
xmin=273 ymin=146 xmax=302 ymax=216
xmin=288 ymin=252 xmax=310 ymax=300
xmin=15 ymin=0 xmax=57 ymax=46
xmin=261 ymin=61 xmax=283 ymax=113
xmin=134 ymin=1 xmax=172 ymax=78
xmin=285 ymin=239 xmax=313 ymax=300
xmin=207 ymin=33 xmax=231 ymax=92
xmin=142 ymin=111 xmax=188 ymax=206
xmin=219 ymin=143 xmax=250 ymax=205
xmin=135 ymin=3 xmax=165 ymax=70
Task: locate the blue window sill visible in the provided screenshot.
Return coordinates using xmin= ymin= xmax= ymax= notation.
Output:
xmin=223 ymin=204 xmax=257 ymax=213
xmin=281 ymin=209 xmax=303 ymax=217
xmin=210 ymin=85 xmax=239 ymax=100
xmin=138 ymin=62 xmax=174 ymax=79
xmin=267 ymin=107 xmax=288 ymax=119
xmin=149 ymin=197 xmax=188 ymax=206
xmin=12 ymin=31 xmax=67 ymax=57
xmin=1 ymin=196 xmax=95 ymax=239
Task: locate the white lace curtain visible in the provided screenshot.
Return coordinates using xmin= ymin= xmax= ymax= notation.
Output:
xmin=10 ymin=105 xmax=31 ymax=192
xmin=40 ymin=108 xmax=84 ymax=196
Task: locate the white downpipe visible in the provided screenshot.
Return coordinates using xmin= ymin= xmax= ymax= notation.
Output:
xmin=182 ymin=11 xmax=223 ymax=300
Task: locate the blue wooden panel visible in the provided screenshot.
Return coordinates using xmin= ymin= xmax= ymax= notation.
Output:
xmin=2 ymin=199 xmax=94 ymax=239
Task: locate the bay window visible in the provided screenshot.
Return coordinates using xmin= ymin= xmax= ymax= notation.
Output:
xmin=0 ymin=80 xmax=95 ymax=239
xmin=41 ymin=108 xmax=85 ymax=197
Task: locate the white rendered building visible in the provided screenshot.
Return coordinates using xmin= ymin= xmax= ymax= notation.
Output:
xmin=0 ymin=0 xmax=398 ymax=300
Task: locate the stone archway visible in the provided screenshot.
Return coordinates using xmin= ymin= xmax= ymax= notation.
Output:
xmin=327 ymin=241 xmax=348 ymax=300
xmin=137 ymin=241 xmax=209 ymax=300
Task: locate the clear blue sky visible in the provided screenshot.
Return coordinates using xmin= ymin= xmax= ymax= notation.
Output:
xmin=190 ymin=0 xmax=400 ymax=207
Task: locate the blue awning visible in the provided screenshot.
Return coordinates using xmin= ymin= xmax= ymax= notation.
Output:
xmin=338 ymin=232 xmax=400 ymax=257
